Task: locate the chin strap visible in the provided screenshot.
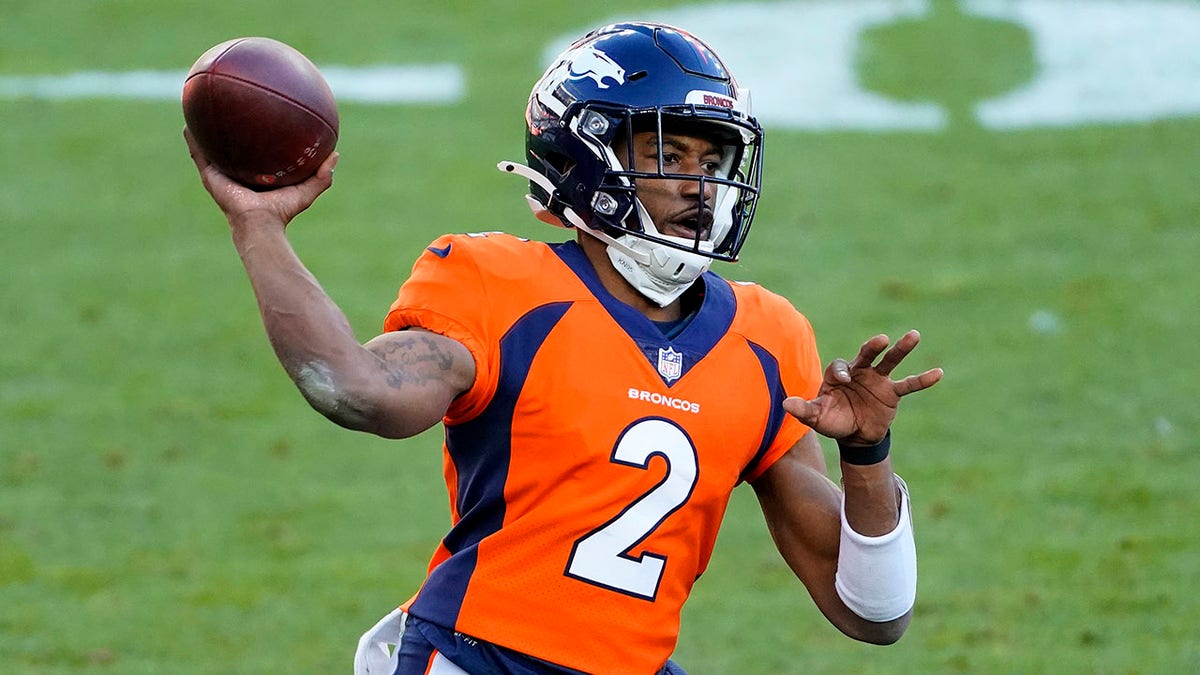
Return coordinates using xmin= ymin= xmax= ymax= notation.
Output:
xmin=605 ymin=237 xmax=710 ymax=306
xmin=498 ymin=160 xmax=651 ymax=265
xmin=497 ymin=160 xmax=708 ymax=307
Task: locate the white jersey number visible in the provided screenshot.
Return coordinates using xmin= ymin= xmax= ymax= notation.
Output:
xmin=565 ymin=418 xmax=699 ymax=600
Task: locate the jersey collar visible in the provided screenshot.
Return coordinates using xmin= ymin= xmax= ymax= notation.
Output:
xmin=552 ymin=240 xmax=736 ymax=385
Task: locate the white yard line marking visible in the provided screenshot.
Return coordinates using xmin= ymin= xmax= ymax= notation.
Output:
xmin=0 ymin=64 xmax=466 ymax=104
xmin=7 ymin=0 xmax=1200 ymax=129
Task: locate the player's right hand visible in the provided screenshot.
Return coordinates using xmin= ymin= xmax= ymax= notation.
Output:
xmin=184 ymin=126 xmax=338 ymax=230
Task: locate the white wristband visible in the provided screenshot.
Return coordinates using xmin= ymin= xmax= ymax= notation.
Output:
xmin=834 ymin=475 xmax=917 ymax=622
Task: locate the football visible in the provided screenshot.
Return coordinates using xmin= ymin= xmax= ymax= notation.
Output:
xmin=182 ymin=37 xmax=338 ymax=190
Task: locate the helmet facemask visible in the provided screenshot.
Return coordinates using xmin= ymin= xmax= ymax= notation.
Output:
xmin=574 ymin=107 xmax=763 ymax=305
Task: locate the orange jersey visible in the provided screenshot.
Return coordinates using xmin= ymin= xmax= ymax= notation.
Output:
xmin=383 ymin=232 xmax=822 ymax=674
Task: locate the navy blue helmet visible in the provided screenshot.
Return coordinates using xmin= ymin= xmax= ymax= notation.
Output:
xmin=521 ymin=22 xmax=764 ymax=264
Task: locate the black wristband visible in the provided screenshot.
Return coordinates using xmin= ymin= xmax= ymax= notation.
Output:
xmin=838 ymin=430 xmax=891 ymax=466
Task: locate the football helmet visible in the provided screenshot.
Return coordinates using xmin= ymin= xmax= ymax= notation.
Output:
xmin=500 ymin=22 xmax=764 ymax=306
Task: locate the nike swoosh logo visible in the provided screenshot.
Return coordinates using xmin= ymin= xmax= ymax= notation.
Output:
xmin=426 ymin=244 xmax=452 ymax=258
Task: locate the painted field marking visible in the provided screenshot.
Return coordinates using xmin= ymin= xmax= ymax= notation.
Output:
xmin=969 ymin=0 xmax=1200 ymax=128
xmin=544 ymin=0 xmax=945 ymax=132
xmin=554 ymin=0 xmax=1200 ymax=131
xmin=0 ymin=64 xmax=466 ymax=104
xmin=5 ymin=0 xmax=1200 ymax=130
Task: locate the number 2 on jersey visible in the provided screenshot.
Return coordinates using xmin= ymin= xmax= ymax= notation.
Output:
xmin=565 ymin=418 xmax=699 ymax=600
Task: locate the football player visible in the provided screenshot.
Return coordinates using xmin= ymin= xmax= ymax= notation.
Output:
xmin=186 ymin=21 xmax=942 ymax=675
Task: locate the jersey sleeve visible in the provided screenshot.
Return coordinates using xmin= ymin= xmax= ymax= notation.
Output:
xmin=382 ymin=234 xmax=499 ymax=424
xmin=739 ymin=293 xmax=823 ymax=483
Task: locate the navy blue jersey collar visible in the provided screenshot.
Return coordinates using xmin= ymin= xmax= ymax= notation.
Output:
xmin=551 ymin=240 xmax=735 ymax=385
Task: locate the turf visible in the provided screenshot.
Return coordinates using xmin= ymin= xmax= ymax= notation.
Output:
xmin=2 ymin=1 xmax=1198 ymax=673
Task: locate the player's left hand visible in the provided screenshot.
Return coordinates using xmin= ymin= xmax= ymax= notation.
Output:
xmin=783 ymin=330 xmax=943 ymax=446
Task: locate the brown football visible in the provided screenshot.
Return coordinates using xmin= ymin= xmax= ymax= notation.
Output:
xmin=182 ymin=37 xmax=338 ymax=190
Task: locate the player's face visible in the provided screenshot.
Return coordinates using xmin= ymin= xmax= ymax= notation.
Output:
xmin=614 ymin=130 xmax=724 ymax=242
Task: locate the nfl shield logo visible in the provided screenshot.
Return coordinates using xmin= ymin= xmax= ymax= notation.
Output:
xmin=657 ymin=346 xmax=684 ymax=383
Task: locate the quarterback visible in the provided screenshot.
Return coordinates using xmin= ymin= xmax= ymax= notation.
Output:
xmin=186 ymin=21 xmax=942 ymax=675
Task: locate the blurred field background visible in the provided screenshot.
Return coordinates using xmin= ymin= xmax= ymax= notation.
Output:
xmin=2 ymin=0 xmax=1198 ymax=672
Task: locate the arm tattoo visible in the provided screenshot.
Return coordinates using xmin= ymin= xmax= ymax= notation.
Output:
xmin=368 ymin=334 xmax=456 ymax=389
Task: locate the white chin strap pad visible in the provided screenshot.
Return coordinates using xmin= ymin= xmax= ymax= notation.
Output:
xmin=497 ymin=160 xmax=711 ymax=307
xmin=606 ymin=235 xmax=711 ymax=307
xmin=834 ymin=476 xmax=918 ymax=622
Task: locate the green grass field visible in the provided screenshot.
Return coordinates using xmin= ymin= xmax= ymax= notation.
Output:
xmin=2 ymin=1 xmax=1198 ymax=672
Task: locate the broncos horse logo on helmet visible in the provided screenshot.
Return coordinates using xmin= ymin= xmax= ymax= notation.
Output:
xmin=500 ymin=21 xmax=765 ymax=306
xmin=565 ymin=46 xmax=628 ymax=89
